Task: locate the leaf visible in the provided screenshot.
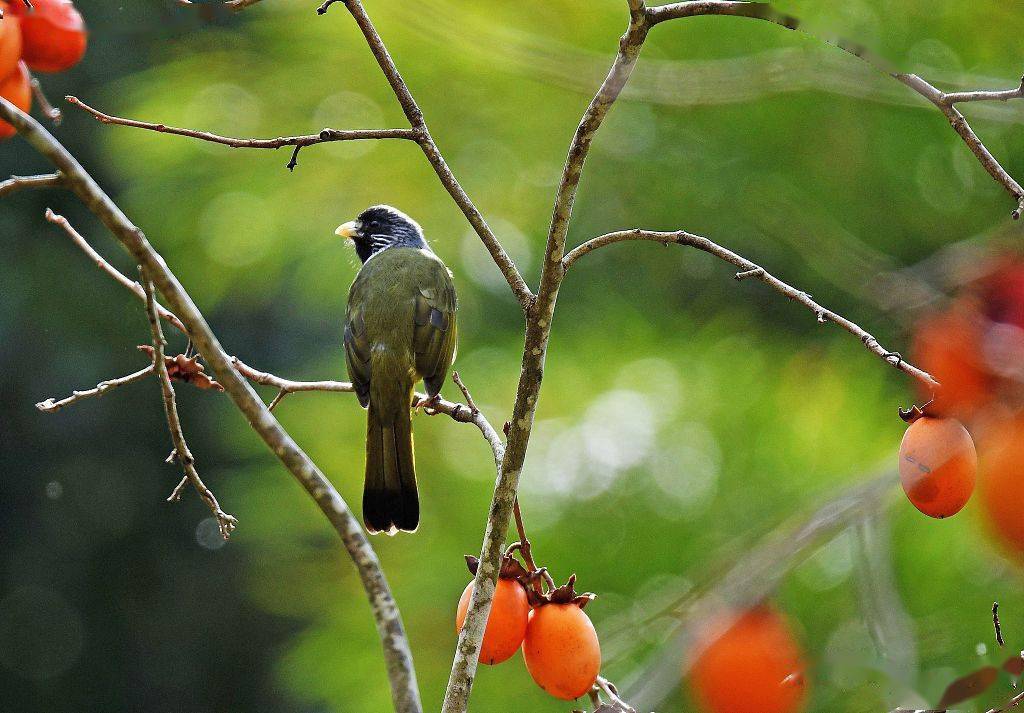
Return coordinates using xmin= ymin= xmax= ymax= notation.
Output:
xmin=936 ymin=665 xmax=999 ymax=708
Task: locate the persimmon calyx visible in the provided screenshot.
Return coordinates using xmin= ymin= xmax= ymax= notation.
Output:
xmin=463 ymin=551 xmax=530 ymax=581
xmin=527 ymin=573 xmax=596 ymax=609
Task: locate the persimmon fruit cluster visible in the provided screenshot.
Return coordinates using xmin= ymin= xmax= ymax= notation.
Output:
xmin=689 ymin=605 xmax=807 ymax=713
xmin=0 ymin=0 xmax=87 ymax=138
xmin=898 ymin=410 xmax=977 ymax=519
xmin=454 ymin=555 xmax=601 ymax=702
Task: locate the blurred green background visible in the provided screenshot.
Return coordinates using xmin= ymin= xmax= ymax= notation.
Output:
xmin=3 ymin=1 xmax=1024 ymax=711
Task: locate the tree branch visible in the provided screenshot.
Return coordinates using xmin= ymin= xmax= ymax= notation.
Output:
xmin=0 ymin=172 xmax=64 ymax=197
xmin=1 ymin=97 xmax=422 ymax=713
xmin=141 ymin=269 xmax=238 ymax=540
xmin=451 ymin=371 xmax=505 ymax=469
xmin=66 ymin=96 xmax=418 ymax=148
xmin=230 ymin=357 xmax=482 ymax=428
xmin=563 ymin=228 xmax=939 ymax=390
xmin=35 ymin=364 xmax=155 ymax=413
xmin=224 ymin=0 xmax=263 ymax=10
xmin=44 ymin=209 xmax=189 ymax=335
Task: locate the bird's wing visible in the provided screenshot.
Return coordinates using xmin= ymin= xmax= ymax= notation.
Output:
xmin=344 ymin=284 xmax=372 ymax=408
xmin=413 ymin=263 xmax=458 ymax=397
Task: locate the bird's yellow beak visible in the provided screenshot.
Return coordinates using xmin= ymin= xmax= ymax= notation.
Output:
xmin=335 ymin=221 xmax=358 ymax=240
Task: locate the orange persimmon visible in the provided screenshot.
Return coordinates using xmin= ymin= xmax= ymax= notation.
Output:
xmin=0 ymin=3 xmax=22 ymax=80
xmin=899 ymin=415 xmax=977 ymax=518
xmin=912 ymin=306 xmax=991 ymax=420
xmin=455 ymin=577 xmax=530 ymax=666
xmin=979 ymin=417 xmax=1024 ymax=554
xmin=0 ymin=61 xmax=30 ymax=139
xmin=10 ymin=0 xmax=86 ymax=73
xmin=690 ymin=606 xmax=807 ymax=713
xmin=522 ymin=597 xmax=601 ymax=700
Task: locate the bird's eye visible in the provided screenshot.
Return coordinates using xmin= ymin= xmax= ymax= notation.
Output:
xmin=368 ymin=220 xmax=379 ymax=230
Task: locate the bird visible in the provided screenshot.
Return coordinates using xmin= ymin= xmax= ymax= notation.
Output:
xmin=335 ymin=205 xmax=458 ymax=534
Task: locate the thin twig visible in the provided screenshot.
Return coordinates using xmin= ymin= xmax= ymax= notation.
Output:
xmin=595 ymin=676 xmax=638 ymax=713
xmin=28 ymin=71 xmax=62 ymax=125
xmin=223 ymin=0 xmax=263 ymax=10
xmin=562 ymin=228 xmax=939 ymax=390
xmin=0 ymin=97 xmax=422 ymax=713
xmin=231 ymin=357 xmax=477 ymax=426
xmin=44 ymin=209 xmax=189 ymax=334
xmin=0 ymin=172 xmax=64 ymax=197
xmin=141 ymin=269 xmax=238 ymax=540
xmin=65 ymin=96 xmax=418 ymax=149
xmin=451 ymin=371 xmax=504 ymax=467
xmin=35 ymin=365 xmax=155 ymax=413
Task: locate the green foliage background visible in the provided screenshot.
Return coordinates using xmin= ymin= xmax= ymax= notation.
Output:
xmin=3 ymin=1 xmax=1024 ymax=711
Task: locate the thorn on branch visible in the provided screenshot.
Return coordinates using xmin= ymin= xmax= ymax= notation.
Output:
xmin=286 ymin=145 xmax=301 ymax=172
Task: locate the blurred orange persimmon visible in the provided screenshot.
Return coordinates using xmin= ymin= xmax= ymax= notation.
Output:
xmin=689 ymin=605 xmax=807 ymax=713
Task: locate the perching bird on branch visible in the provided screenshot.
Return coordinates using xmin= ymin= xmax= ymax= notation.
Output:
xmin=336 ymin=205 xmax=458 ymax=534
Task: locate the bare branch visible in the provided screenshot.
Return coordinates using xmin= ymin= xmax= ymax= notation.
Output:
xmin=44 ymin=209 xmax=189 ymax=335
xmin=141 ymin=269 xmax=238 ymax=540
xmin=66 ymin=96 xmax=418 ymax=148
xmin=223 ymin=0 xmax=263 ymax=10
xmin=230 ymin=357 xmax=480 ymax=426
xmin=451 ymin=371 xmax=504 ymax=468
xmin=28 ymin=70 xmax=62 ymax=125
xmin=563 ymin=228 xmax=939 ymax=390
xmin=944 ymin=75 xmax=1024 ymax=105
xmin=594 ymin=676 xmax=638 ymax=713
xmin=0 ymin=97 xmax=422 ymax=713
xmin=0 ymin=172 xmax=64 ymax=197
xmin=647 ymin=1 xmax=799 ymax=26
xmin=35 ymin=365 xmax=155 ymax=413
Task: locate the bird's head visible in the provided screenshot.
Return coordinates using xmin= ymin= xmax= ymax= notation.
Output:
xmin=335 ymin=205 xmax=427 ymax=263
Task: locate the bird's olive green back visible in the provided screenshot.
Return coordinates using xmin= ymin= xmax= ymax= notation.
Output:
xmin=343 ymin=247 xmax=457 ymax=404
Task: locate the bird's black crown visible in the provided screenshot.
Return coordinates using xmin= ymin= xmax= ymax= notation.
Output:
xmin=349 ymin=205 xmax=428 ymax=263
